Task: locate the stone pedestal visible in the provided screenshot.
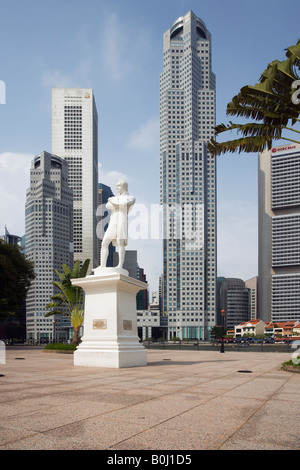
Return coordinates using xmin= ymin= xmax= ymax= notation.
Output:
xmin=73 ymin=267 xmax=147 ymax=368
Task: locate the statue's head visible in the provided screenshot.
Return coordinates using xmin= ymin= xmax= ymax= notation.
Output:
xmin=116 ymin=179 xmax=128 ymax=193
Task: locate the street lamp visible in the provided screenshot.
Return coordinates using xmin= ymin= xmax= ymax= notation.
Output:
xmin=220 ymin=309 xmax=226 ymax=353
xmin=52 ymin=320 xmax=56 ymax=343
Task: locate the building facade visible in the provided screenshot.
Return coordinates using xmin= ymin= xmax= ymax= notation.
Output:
xmin=245 ymin=276 xmax=258 ymax=320
xmin=97 ymin=183 xmax=115 ymax=267
xmin=113 ymin=250 xmax=149 ymax=309
xmin=1 ymin=226 xmax=22 ymax=245
xmin=258 ymin=143 xmax=300 ymax=322
xmin=25 ymin=152 xmax=73 ymax=342
xmin=219 ymin=278 xmax=250 ymax=330
xmin=160 ymin=11 xmax=216 ymax=339
xmin=52 ymin=88 xmax=99 ymax=269
xmin=137 ymin=309 xmax=160 ymax=341
xmin=234 ymin=320 xmax=265 ymax=338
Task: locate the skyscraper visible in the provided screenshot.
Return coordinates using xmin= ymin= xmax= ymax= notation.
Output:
xmin=52 ymin=88 xmax=98 ymax=269
xmin=97 ymin=183 xmax=115 ymax=267
xmin=258 ymin=143 xmax=300 ymax=322
xmin=1 ymin=226 xmax=21 ymax=245
xmin=160 ymin=11 xmax=216 ymax=339
xmin=25 ymin=151 xmax=73 ymax=342
xmin=219 ymin=278 xmax=250 ymax=330
xmin=245 ymin=276 xmax=258 ymax=320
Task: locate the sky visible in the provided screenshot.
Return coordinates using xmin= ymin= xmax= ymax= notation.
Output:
xmin=0 ymin=0 xmax=299 ymax=294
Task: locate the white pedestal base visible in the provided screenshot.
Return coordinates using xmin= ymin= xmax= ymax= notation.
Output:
xmin=74 ymin=342 xmax=147 ymax=369
xmin=72 ymin=268 xmax=147 ymax=368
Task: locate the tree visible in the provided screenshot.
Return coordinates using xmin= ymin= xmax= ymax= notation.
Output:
xmin=208 ymin=39 xmax=300 ymax=156
xmin=210 ymin=325 xmax=227 ymax=341
xmin=45 ymin=259 xmax=90 ymax=345
xmin=0 ymin=239 xmax=35 ymax=321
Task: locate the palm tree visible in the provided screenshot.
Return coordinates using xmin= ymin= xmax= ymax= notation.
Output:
xmin=45 ymin=259 xmax=90 ymax=345
xmin=208 ymin=39 xmax=300 ymax=156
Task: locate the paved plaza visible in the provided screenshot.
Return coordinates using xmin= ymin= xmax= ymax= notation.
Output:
xmin=0 ymin=346 xmax=299 ymax=451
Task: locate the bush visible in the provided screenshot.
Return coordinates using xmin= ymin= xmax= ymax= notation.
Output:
xmin=43 ymin=343 xmax=77 ymax=352
xmin=281 ymin=358 xmax=300 ymax=371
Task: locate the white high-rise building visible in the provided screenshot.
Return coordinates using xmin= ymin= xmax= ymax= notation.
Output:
xmin=160 ymin=11 xmax=216 ymax=339
xmin=258 ymin=143 xmax=300 ymax=322
xmin=25 ymin=151 xmax=73 ymax=342
xmin=52 ymin=88 xmax=98 ymax=269
xmin=245 ymin=276 xmax=258 ymax=320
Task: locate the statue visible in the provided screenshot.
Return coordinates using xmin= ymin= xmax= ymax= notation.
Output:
xmin=74 ymin=178 xmax=147 ymax=369
xmin=99 ymin=179 xmax=135 ymax=269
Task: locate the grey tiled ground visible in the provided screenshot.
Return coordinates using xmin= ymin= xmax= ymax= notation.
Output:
xmin=0 ymin=347 xmax=299 ymax=450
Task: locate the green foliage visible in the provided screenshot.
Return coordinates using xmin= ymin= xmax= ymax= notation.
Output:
xmin=210 ymin=325 xmax=227 ymax=340
xmin=45 ymin=259 xmax=90 ymax=344
xmin=0 ymin=239 xmax=35 ymax=321
xmin=281 ymin=359 xmax=300 ymax=369
xmin=43 ymin=343 xmax=77 ymax=351
xmin=208 ymin=39 xmax=300 ymax=156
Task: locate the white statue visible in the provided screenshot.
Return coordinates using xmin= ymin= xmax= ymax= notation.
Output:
xmin=99 ymin=179 xmax=135 ymax=269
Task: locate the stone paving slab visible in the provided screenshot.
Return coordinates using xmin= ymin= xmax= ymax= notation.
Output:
xmin=0 ymin=347 xmax=299 ymax=451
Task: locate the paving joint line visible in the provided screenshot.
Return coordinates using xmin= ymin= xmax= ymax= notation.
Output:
xmin=105 ymin=367 xmax=280 ymax=450
xmin=215 ymin=372 xmax=294 ymax=450
xmin=0 ymin=353 xmax=290 ymax=450
xmin=0 ymin=366 xmax=269 ymax=449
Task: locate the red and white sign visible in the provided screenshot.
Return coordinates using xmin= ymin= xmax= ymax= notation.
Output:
xmin=272 ymin=145 xmax=297 ymax=153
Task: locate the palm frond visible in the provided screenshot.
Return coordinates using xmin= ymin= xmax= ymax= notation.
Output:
xmin=54 ymin=268 xmax=67 ymax=282
xmin=208 ymin=135 xmax=273 ymax=156
xmin=62 ymin=263 xmax=72 ymax=277
xmin=44 ymin=308 xmax=65 ymax=317
xmin=209 ymin=40 xmax=300 ymax=157
xmin=80 ymin=258 xmax=90 ymax=277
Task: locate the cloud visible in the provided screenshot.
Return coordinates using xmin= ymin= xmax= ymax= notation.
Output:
xmin=42 ymin=69 xmax=75 ymax=88
xmin=0 ymin=152 xmax=34 ymax=235
xmin=42 ymin=59 xmax=92 ymax=89
xmin=125 ymin=116 xmax=159 ymax=153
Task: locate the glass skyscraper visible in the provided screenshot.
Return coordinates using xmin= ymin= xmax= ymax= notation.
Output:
xmin=160 ymin=11 xmax=216 ymax=339
xmin=52 ymin=88 xmax=99 ymax=269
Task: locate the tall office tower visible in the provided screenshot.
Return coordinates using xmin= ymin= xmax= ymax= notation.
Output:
xmin=160 ymin=11 xmax=216 ymax=339
xmin=219 ymin=278 xmax=250 ymax=330
xmin=97 ymin=183 xmax=115 ymax=266
xmin=113 ymin=250 xmax=149 ymax=309
xmin=258 ymin=143 xmax=300 ymax=323
xmin=1 ymin=226 xmax=21 ymax=245
xmin=25 ymin=152 xmax=73 ymax=342
xmin=52 ymin=88 xmax=98 ymax=269
xmin=245 ymin=276 xmax=258 ymax=320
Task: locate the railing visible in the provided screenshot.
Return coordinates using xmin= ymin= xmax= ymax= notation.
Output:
xmin=142 ymin=339 xmax=295 ymax=353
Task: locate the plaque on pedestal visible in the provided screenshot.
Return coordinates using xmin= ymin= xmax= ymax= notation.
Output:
xmin=73 ymin=268 xmax=147 ymax=368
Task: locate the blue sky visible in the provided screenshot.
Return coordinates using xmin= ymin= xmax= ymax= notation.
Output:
xmin=0 ymin=0 xmax=299 ymax=292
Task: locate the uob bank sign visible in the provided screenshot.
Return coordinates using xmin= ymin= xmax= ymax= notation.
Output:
xmin=0 ymin=80 xmax=6 ymax=104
